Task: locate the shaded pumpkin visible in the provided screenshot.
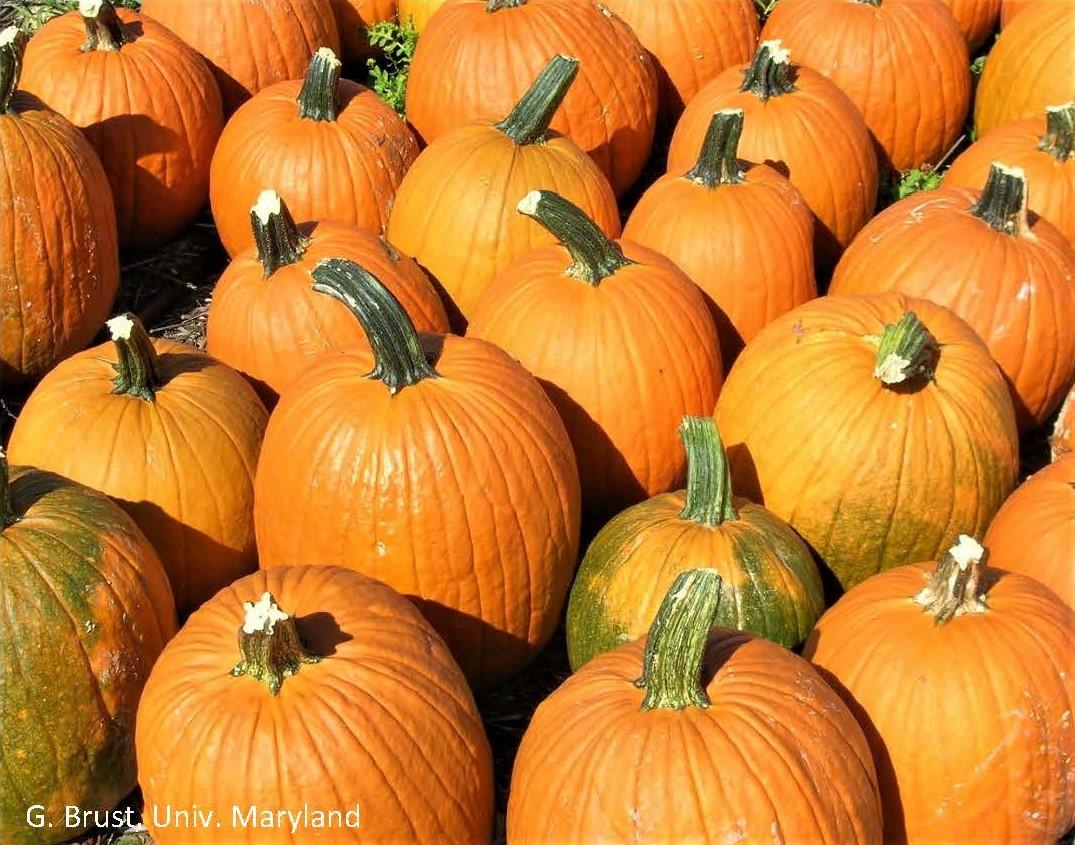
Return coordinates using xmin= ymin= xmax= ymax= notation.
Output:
xmin=7 ymin=314 xmax=268 ymax=617
xmin=0 ymin=451 xmax=176 ymax=845
xmin=1054 ymin=384 xmax=1075 ymax=460
xmin=941 ymin=0 xmax=1001 ymax=51
xmin=509 ymin=569 xmax=884 ymax=844
xmin=468 ymin=190 xmax=723 ymax=518
xmin=805 ymin=536 xmax=1075 ymax=843
xmin=254 ymin=258 xmax=581 ymax=689
xmin=715 ymin=296 xmax=1020 ymax=591
xmin=210 ymin=48 xmax=418 ymax=257
xmin=136 ymin=567 xmax=494 ymax=845
xmin=625 ymin=107 xmax=815 ymax=366
xmin=329 ymin=0 xmax=395 ymax=61
xmin=398 ymin=0 xmax=449 ymax=30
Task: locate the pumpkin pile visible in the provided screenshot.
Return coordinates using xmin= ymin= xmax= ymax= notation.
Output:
xmin=2 ymin=0 xmax=1075 ymax=843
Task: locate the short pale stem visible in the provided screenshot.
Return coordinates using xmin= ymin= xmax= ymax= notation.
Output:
xmin=231 ymin=593 xmax=320 ymax=695
xmin=486 ymin=0 xmax=526 ymax=9
xmin=80 ymin=0 xmax=130 ymax=52
xmin=969 ymin=163 xmax=1029 ymax=237
xmin=678 ymin=416 xmax=737 ymax=526
xmin=251 ymin=191 xmax=309 ymax=277
xmin=1039 ymin=103 xmax=1074 ymax=163
xmin=913 ymin=536 xmax=989 ymax=625
xmin=108 ymin=314 xmax=162 ymax=402
xmin=872 ymin=311 xmax=939 ymax=387
xmin=0 ymin=27 xmax=28 ymax=114
xmin=686 ymin=109 xmax=746 ymax=188
xmin=494 ymin=54 xmax=578 ymax=146
xmin=297 ymin=48 xmax=341 ymax=122
xmin=0 ymin=449 xmax=17 ymax=530
xmin=740 ymin=40 xmax=795 ymax=101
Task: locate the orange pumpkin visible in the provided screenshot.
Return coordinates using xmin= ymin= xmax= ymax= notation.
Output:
xmin=329 ymin=0 xmax=395 ymax=61
xmin=136 ymin=567 xmax=494 ymax=845
xmin=254 ymin=258 xmax=581 ymax=689
xmin=831 ymin=163 xmax=1075 ymax=430
xmin=509 ymin=569 xmax=884 ymax=844
xmin=210 ymin=48 xmax=418 ymax=257
xmin=206 ymin=190 xmax=449 ymax=402
xmin=1054 ymin=384 xmax=1075 ymax=460
xmin=405 ymin=0 xmax=658 ymax=196
xmin=716 ymin=295 xmax=1020 ymax=590
xmin=942 ymin=0 xmax=1001 ymax=50
xmin=0 ymin=26 xmax=119 ymax=384
xmin=468 ymin=190 xmax=723 ymax=517
xmin=398 ymin=0 xmax=449 ymax=30
xmin=1000 ymin=0 xmax=1034 ymax=26
xmin=805 ymin=536 xmax=1075 ymax=843
xmin=386 ymin=55 xmax=620 ymax=328
xmin=625 ymin=108 xmax=815 ymax=366
xmin=668 ymin=40 xmax=878 ymax=271
xmin=138 ymin=0 xmax=340 ymax=115
xmin=8 ymin=314 xmax=268 ymax=617
xmin=760 ymin=0 xmax=971 ymax=171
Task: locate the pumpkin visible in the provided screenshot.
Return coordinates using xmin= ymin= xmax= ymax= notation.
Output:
xmin=210 ymin=48 xmax=418 ymax=257
xmin=386 ymin=54 xmax=620 ymax=328
xmin=329 ymin=0 xmax=395 ymax=61
xmin=136 ymin=567 xmax=494 ymax=844
xmin=0 ymin=450 xmax=175 ymax=845
xmin=399 ymin=0 xmax=449 ymax=30
xmin=975 ymin=0 xmax=1075 ymax=137
xmin=0 ymin=26 xmax=119 ymax=384
xmin=7 ymin=314 xmax=268 ymax=617
xmin=760 ymin=0 xmax=970 ymax=171
xmin=805 ymin=536 xmax=1075 ymax=843
xmin=468 ymin=191 xmax=723 ymax=517
xmin=566 ymin=416 xmax=824 ymax=671
xmin=254 ymin=258 xmax=581 ymax=689
xmin=598 ymin=0 xmax=760 ymax=125
xmin=942 ymin=0 xmax=1001 ymax=50
xmin=625 ymin=107 xmax=815 ymax=366
xmin=1054 ymin=384 xmax=1075 ymax=460
xmin=831 ymin=163 xmax=1075 ymax=431
xmin=206 ymin=190 xmax=449 ymax=402
xmin=405 ymin=0 xmax=658 ymax=197
xmin=668 ymin=40 xmax=878 ymax=271
xmin=715 ymin=296 xmax=1020 ymax=591
xmin=138 ymin=0 xmax=340 ymax=115
xmin=20 ymin=0 xmax=223 ymax=252
xmin=509 ymin=568 xmax=884 ymax=844
xmin=1000 ymin=0 xmax=1034 ymax=27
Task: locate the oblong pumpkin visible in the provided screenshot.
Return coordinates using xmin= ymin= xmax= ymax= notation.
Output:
xmin=136 ymin=567 xmax=494 ymax=845
xmin=1054 ymin=384 xmax=1075 ymax=460
xmin=942 ymin=0 xmax=1001 ymax=51
xmin=715 ymin=295 xmax=1020 ymax=590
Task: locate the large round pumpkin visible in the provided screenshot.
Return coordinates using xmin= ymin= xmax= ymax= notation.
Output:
xmin=0 ymin=26 xmax=119 ymax=384
xmin=1055 ymin=384 xmax=1075 ymax=460
xmin=760 ymin=0 xmax=971 ymax=171
xmin=805 ymin=536 xmax=1075 ymax=843
xmin=715 ymin=295 xmax=1020 ymax=591
xmin=405 ymin=0 xmax=658 ymax=197
xmin=509 ymin=568 xmax=883 ymax=844
xmin=329 ymin=0 xmax=395 ymax=61
xmin=254 ymin=258 xmax=581 ymax=689
xmin=7 ymin=314 xmax=268 ymax=617
xmin=136 ymin=566 xmax=494 ymax=844
xmin=831 ymin=163 xmax=1075 ymax=430
xmin=668 ymin=39 xmax=878 ymax=271
xmin=942 ymin=0 xmax=1001 ymax=51
xmin=625 ymin=107 xmax=815 ymax=366
xmin=468 ymin=190 xmax=723 ymax=518
xmin=0 ymin=450 xmax=176 ymax=845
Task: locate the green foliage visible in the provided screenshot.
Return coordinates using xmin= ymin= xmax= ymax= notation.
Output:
xmin=0 ymin=0 xmax=139 ymax=32
xmin=886 ymin=167 xmax=944 ymax=204
xmin=365 ymin=20 xmax=419 ymax=117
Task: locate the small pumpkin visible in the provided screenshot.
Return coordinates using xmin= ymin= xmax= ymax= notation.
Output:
xmin=831 ymin=163 xmax=1075 ymax=430
xmin=509 ymin=568 xmax=884 ymax=844
xmin=136 ymin=567 xmax=494 ymax=845
xmin=805 ymin=536 xmax=1075 ymax=843
xmin=625 ymin=107 xmax=815 ymax=366
xmin=715 ymin=296 xmax=1020 ymax=591
xmin=1054 ymin=384 xmax=1075 ymax=460
xmin=398 ymin=0 xmax=447 ymax=30
xmin=468 ymin=190 xmax=723 ymax=518
xmin=941 ymin=0 xmax=1001 ymax=51
xmin=329 ymin=0 xmax=396 ymax=61
xmin=7 ymin=314 xmax=268 ymax=616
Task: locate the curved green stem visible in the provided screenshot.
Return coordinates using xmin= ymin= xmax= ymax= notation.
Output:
xmin=0 ymin=447 xmax=18 ymax=530
xmin=297 ymin=47 xmax=342 ymax=122
xmin=913 ymin=535 xmax=988 ymax=625
xmin=80 ymin=0 xmax=131 ymax=52
xmin=678 ymin=416 xmax=737 ymax=526
xmin=872 ymin=311 xmax=939 ymax=387
xmin=495 ymin=54 xmax=578 ymax=146
xmin=686 ymin=109 xmax=746 ymax=188
xmin=969 ymin=162 xmax=1028 ymax=237
xmin=107 ymin=314 xmax=162 ymax=402
xmin=0 ymin=26 xmax=27 ymax=114
xmin=250 ymin=190 xmax=309 ymax=277
xmin=486 ymin=0 xmax=526 ymax=9
xmin=231 ymin=592 xmax=320 ymax=695
xmin=1039 ymin=103 xmax=1074 ymax=163
xmin=740 ymin=40 xmax=795 ymax=101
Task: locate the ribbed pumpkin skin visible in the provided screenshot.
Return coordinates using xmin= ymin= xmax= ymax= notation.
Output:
xmin=1000 ymin=0 xmax=1033 ymax=26
xmin=942 ymin=0 xmax=1001 ymax=50
xmin=1 ymin=467 xmax=176 ymax=845
xmin=0 ymin=95 xmax=118 ymax=384
xmin=329 ymin=0 xmax=395 ymax=61
xmin=508 ymin=631 xmax=883 ymax=844
xmin=805 ymin=564 xmax=1075 ymax=844
xmin=1055 ymin=385 xmax=1075 ymax=459
xmin=21 ymin=9 xmax=223 ymax=252
xmin=830 ymin=187 xmax=1075 ymax=430
xmin=7 ymin=339 xmax=268 ymax=617
xmin=138 ymin=0 xmax=339 ymax=115
xmin=715 ymin=294 xmax=1020 ymax=590
xmin=975 ymin=0 xmax=1075 ymax=136
xmin=136 ymin=566 xmax=494 ymax=845
xmin=405 ymin=0 xmax=658 ymax=196
xmin=761 ymin=0 xmax=971 ymax=171
xmin=398 ymin=0 xmax=448 ymax=30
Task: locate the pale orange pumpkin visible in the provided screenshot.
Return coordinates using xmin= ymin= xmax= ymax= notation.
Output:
xmin=1054 ymin=384 xmax=1075 ymax=460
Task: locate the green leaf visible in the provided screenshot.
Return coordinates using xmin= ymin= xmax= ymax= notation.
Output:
xmin=364 ymin=19 xmax=419 ymax=117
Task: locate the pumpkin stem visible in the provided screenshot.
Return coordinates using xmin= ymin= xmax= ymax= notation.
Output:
xmin=0 ymin=447 xmax=18 ymax=530
xmin=297 ymin=47 xmax=342 ymax=122
xmin=1039 ymin=103 xmax=1075 ymax=163
xmin=0 ymin=26 xmax=27 ymax=114
xmin=635 ymin=568 xmax=722 ymax=711
xmin=231 ymin=592 xmax=320 ymax=695
xmin=516 ymin=190 xmax=633 ymax=286
xmin=80 ymin=0 xmax=131 ymax=52
xmin=686 ymin=109 xmax=746 ymax=188
xmin=311 ymin=258 xmax=438 ymax=394
xmin=486 ymin=0 xmax=526 ymax=10
xmin=856 ymin=0 xmax=883 ymax=6
xmin=251 ymin=190 xmax=310 ymax=277
xmin=969 ymin=162 xmax=1029 ymax=237
xmin=494 ymin=54 xmax=579 ymax=146
xmin=678 ymin=416 xmax=738 ymax=526
xmin=871 ymin=311 xmax=939 ymax=387
xmin=107 ymin=314 xmax=162 ymax=402
xmin=740 ymin=40 xmax=795 ymax=101
xmin=913 ymin=535 xmax=989 ymax=625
